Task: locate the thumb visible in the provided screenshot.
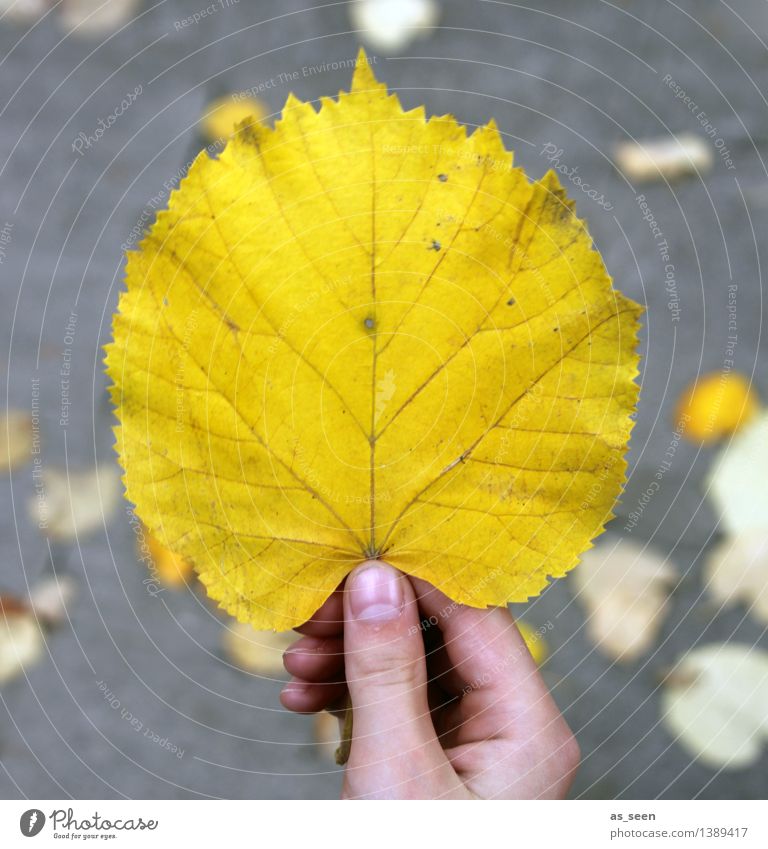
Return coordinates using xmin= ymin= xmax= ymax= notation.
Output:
xmin=342 ymin=561 xmax=461 ymax=798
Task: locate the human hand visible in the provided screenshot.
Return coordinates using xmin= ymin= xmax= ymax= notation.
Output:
xmin=281 ymin=560 xmax=580 ymax=799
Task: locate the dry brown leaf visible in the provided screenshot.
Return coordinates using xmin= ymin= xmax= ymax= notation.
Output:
xmin=28 ymin=575 xmax=77 ymax=627
xmin=707 ymin=410 xmax=768 ymax=535
xmin=573 ymin=539 xmax=677 ymax=661
xmin=313 ymin=711 xmax=342 ymax=762
xmin=59 ymin=0 xmax=141 ymax=35
xmin=0 ymin=0 xmax=49 ymax=22
xmin=705 ymin=530 xmax=768 ymax=625
xmin=222 ymin=623 xmax=293 ymax=675
xmin=350 ymin=0 xmax=438 ymax=52
xmin=0 ymin=602 xmax=45 ymax=686
xmin=615 ymin=134 xmax=713 ymax=181
xmin=30 ymin=466 xmax=120 ymax=540
xmin=1 ymin=410 xmax=32 ymax=471
xmin=662 ymin=644 xmax=768 ymax=770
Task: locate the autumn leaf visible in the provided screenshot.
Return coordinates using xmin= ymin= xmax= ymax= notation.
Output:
xmin=222 ymin=623 xmax=293 ymax=675
xmin=1 ymin=410 xmax=31 ymax=471
xmin=106 ymin=52 xmax=642 ymax=630
xmin=142 ymin=526 xmax=194 ymax=588
xmin=0 ymin=595 xmax=44 ymax=687
xmin=676 ymin=371 xmax=758 ymax=443
xmin=60 ymin=0 xmax=141 ymax=36
xmin=516 ymin=620 xmax=548 ymax=665
xmin=661 ymin=644 xmax=768 ymax=770
xmin=200 ymin=95 xmax=267 ymax=144
xmin=707 ymin=410 xmax=768 ymax=535
xmin=573 ymin=538 xmax=676 ymax=662
xmin=350 ymin=0 xmax=439 ymax=53
xmin=614 ymin=134 xmax=713 ymax=182
xmin=29 ymin=466 xmax=120 ymax=541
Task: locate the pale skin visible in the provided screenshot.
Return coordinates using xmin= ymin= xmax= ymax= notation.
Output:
xmin=281 ymin=560 xmax=580 ymax=799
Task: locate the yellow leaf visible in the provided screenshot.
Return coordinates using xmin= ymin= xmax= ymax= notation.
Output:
xmin=516 ymin=620 xmax=548 ymax=665
xmin=1 ymin=410 xmax=31 ymax=471
xmin=106 ymin=52 xmax=642 ymax=630
xmin=222 ymin=623 xmax=293 ymax=675
xmin=200 ymin=95 xmax=266 ymax=143
xmin=677 ymin=372 xmax=759 ymax=443
xmin=143 ymin=526 xmax=194 ymax=588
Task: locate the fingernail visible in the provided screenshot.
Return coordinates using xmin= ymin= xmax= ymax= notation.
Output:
xmin=348 ymin=562 xmax=404 ymax=623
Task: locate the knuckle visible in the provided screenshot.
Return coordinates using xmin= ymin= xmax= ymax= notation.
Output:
xmin=348 ymin=641 xmax=419 ymax=689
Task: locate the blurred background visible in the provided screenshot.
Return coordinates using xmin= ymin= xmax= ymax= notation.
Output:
xmin=1 ymin=0 xmax=768 ymax=800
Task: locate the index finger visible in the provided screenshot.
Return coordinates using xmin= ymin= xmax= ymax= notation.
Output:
xmin=294 ymin=587 xmax=345 ymax=637
xmin=409 ymin=577 xmax=555 ymax=717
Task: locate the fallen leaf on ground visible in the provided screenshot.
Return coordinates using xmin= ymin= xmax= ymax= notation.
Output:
xmin=0 ymin=599 xmax=45 ymax=686
xmin=350 ymin=0 xmax=438 ymax=52
xmin=59 ymin=0 xmax=141 ymax=35
xmin=314 ymin=711 xmax=343 ymax=762
xmin=707 ymin=411 xmax=768 ymax=535
xmin=676 ymin=372 xmax=758 ymax=443
xmin=615 ymin=134 xmax=713 ymax=181
xmin=29 ymin=466 xmax=120 ymax=540
xmin=573 ymin=539 xmax=677 ymax=661
xmin=1 ymin=410 xmax=31 ymax=471
xmin=27 ymin=575 xmax=77 ymax=626
xmin=106 ymin=52 xmax=642 ymax=630
xmin=201 ymin=95 xmax=266 ymax=143
xmin=143 ymin=527 xmax=194 ymax=588
xmin=0 ymin=0 xmax=49 ymax=22
xmin=661 ymin=644 xmax=768 ymax=770
xmin=517 ymin=620 xmax=548 ymax=664
xmin=705 ymin=530 xmax=768 ymax=625
xmin=222 ymin=623 xmax=293 ymax=675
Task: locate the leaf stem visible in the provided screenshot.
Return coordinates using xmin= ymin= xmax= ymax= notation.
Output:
xmin=335 ymin=694 xmax=354 ymax=765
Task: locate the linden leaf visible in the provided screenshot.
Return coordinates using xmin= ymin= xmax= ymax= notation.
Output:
xmin=707 ymin=410 xmax=768 ymax=535
xmin=0 ymin=0 xmax=48 ymax=23
xmin=28 ymin=575 xmax=77 ymax=627
xmin=350 ymin=0 xmax=439 ymax=53
xmin=705 ymin=529 xmax=768 ymax=625
xmin=200 ymin=95 xmax=267 ymax=144
xmin=29 ymin=466 xmax=120 ymax=541
xmin=59 ymin=0 xmax=141 ymax=36
xmin=0 ymin=598 xmax=44 ymax=687
xmin=314 ymin=711 xmax=343 ymax=762
xmin=222 ymin=623 xmax=293 ymax=675
xmin=142 ymin=525 xmax=194 ymax=589
xmin=1 ymin=410 xmax=32 ymax=471
xmin=106 ymin=53 xmax=642 ymax=630
xmin=516 ymin=620 xmax=548 ymax=665
xmin=573 ymin=539 xmax=677 ymax=662
xmin=614 ymin=134 xmax=713 ymax=182
xmin=661 ymin=644 xmax=768 ymax=770
xmin=676 ymin=371 xmax=759 ymax=443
